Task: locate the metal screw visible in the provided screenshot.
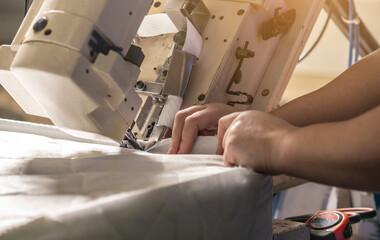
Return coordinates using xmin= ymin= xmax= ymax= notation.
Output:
xmin=262 ymin=89 xmax=270 ymax=96
xmin=44 ymin=29 xmax=52 ymax=36
xmin=33 ymin=17 xmax=48 ymax=32
xmin=135 ymin=80 xmax=146 ymax=90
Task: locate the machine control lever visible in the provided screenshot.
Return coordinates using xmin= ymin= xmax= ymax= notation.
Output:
xmin=262 ymin=8 xmax=296 ymax=40
xmin=124 ymin=45 xmax=145 ymax=67
xmin=88 ymin=30 xmax=123 ymax=62
xmin=236 ymin=47 xmax=255 ymax=59
xmin=226 ymin=41 xmax=255 ymax=106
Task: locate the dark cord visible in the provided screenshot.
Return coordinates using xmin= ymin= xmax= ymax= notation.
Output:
xmin=24 ymin=0 xmax=29 ymax=16
xmin=298 ymin=1 xmax=335 ymax=63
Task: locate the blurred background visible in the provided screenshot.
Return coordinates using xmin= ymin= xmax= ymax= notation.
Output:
xmin=282 ymin=0 xmax=380 ymax=104
xmin=0 ymin=0 xmax=379 ymax=124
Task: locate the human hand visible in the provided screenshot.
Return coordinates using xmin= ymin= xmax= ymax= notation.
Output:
xmin=218 ymin=111 xmax=297 ymax=174
xmin=168 ymin=103 xmax=236 ymax=154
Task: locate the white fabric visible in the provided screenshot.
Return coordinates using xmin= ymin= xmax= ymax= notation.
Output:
xmin=147 ymin=136 xmax=218 ymax=155
xmin=0 ymin=119 xmax=273 ymax=240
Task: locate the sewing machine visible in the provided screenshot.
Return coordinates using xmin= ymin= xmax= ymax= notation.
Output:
xmin=2 ymin=1 xmax=380 ymax=239
xmin=0 ymin=0 xmax=325 ymax=150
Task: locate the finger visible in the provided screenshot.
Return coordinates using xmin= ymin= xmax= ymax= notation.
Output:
xmin=221 ymin=122 xmax=233 ymax=166
xmin=223 ymin=119 xmax=245 ymax=168
xmin=222 ymin=132 xmax=241 ymax=168
xmin=223 ymin=144 xmax=238 ymax=167
xmin=216 ymin=112 xmax=240 ymax=155
xmin=168 ymin=106 xmax=205 ymax=154
xmin=223 ymin=153 xmax=234 ymax=167
xmin=177 ymin=110 xmax=215 ymax=154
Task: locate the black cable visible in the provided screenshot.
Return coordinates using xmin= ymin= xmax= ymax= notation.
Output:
xmin=298 ymin=1 xmax=335 ymax=63
xmin=24 ymin=0 xmax=29 ymax=16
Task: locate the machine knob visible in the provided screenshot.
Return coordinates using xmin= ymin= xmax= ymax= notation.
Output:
xmin=33 ymin=17 xmax=48 ymax=32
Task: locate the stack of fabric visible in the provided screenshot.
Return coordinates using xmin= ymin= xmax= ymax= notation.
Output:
xmin=0 ymin=119 xmax=273 ymax=240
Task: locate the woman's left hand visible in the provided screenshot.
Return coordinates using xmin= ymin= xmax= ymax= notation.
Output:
xmin=218 ymin=111 xmax=297 ymax=174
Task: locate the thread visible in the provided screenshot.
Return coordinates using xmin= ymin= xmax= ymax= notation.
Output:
xmin=157 ymin=95 xmax=183 ymax=128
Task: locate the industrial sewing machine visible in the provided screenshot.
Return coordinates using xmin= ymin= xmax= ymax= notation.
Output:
xmin=1 ymin=1 xmax=379 ymax=239
xmin=0 ymin=0 xmax=328 ymax=150
xmin=1 ymin=0 xmax=379 ymax=150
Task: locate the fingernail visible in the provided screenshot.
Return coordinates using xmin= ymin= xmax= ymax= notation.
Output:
xmin=216 ymin=149 xmax=223 ymax=155
xmin=168 ymin=149 xmax=175 ymax=154
xmin=178 ymin=148 xmax=186 ymax=154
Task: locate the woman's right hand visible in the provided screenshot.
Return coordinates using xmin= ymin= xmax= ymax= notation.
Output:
xmin=168 ymin=103 xmax=236 ymax=154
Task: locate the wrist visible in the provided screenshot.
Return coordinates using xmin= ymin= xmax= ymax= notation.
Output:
xmin=270 ymin=125 xmax=298 ymax=174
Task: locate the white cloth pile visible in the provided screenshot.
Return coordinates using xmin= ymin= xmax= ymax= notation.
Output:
xmin=0 ymin=119 xmax=273 ymax=240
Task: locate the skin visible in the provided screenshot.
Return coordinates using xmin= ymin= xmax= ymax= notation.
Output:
xmin=168 ymin=103 xmax=236 ymax=154
xmin=168 ymin=48 xmax=380 ymax=192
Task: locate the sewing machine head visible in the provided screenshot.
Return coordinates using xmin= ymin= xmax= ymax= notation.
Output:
xmin=0 ymin=0 xmax=320 ymax=149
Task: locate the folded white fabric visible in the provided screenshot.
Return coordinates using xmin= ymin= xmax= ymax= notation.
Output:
xmin=0 ymin=119 xmax=273 ymax=240
xmin=147 ymin=136 xmax=218 ymax=154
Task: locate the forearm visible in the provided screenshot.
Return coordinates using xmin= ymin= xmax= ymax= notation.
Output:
xmin=275 ymin=105 xmax=380 ymax=192
xmin=272 ymin=49 xmax=380 ymax=127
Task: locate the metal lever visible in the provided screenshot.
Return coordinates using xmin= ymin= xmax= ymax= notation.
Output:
xmin=262 ymin=8 xmax=296 ymax=40
xmin=226 ymin=41 xmax=255 ymax=106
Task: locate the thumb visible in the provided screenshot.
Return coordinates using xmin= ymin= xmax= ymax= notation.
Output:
xmin=216 ymin=112 xmax=240 ymax=155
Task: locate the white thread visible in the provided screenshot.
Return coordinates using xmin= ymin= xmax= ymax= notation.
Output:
xmin=137 ymin=14 xmax=178 ymax=37
xmin=183 ymin=18 xmax=203 ymax=58
xmin=157 ymin=95 xmax=183 ymax=128
xmin=138 ymin=15 xmax=203 ymax=58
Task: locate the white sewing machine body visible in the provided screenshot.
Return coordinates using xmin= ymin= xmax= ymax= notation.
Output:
xmin=0 ymin=0 xmax=324 ymax=146
xmin=0 ymin=0 xmax=151 ymax=143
